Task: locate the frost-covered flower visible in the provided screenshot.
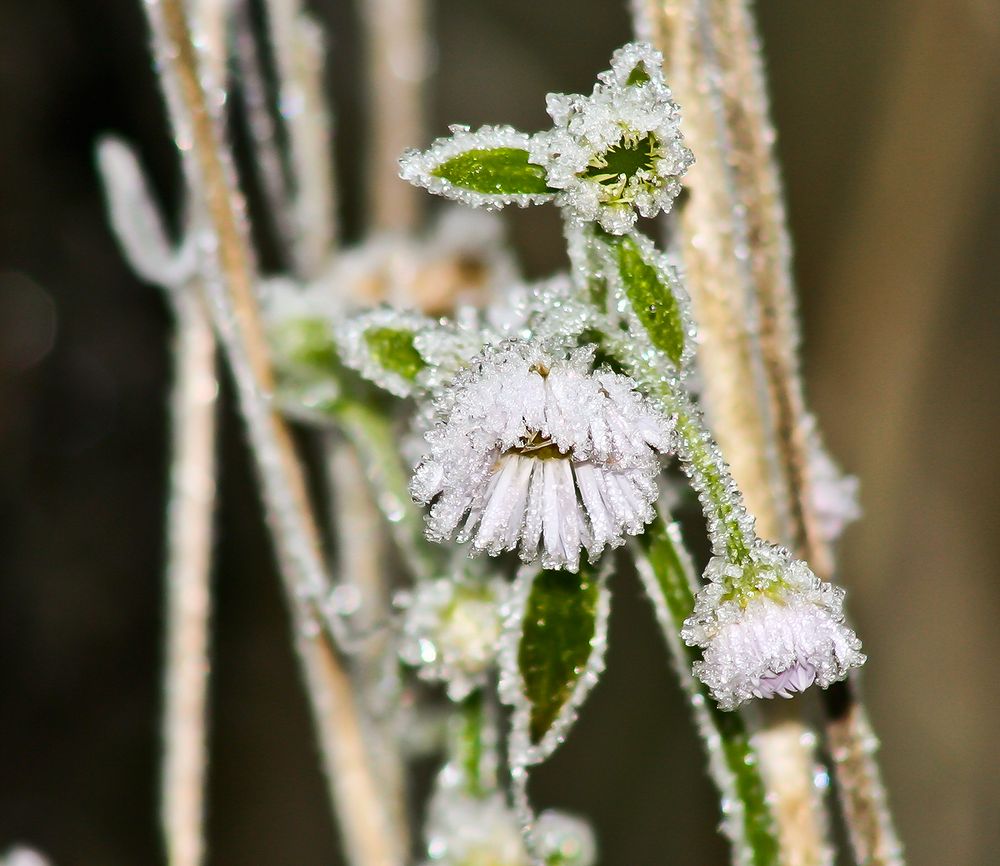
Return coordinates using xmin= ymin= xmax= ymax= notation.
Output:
xmin=422 ymin=790 xmax=596 ymax=866
xmin=411 ymin=340 xmax=674 ymax=571
xmin=423 ymin=792 xmax=528 ymax=866
xmin=399 ymin=43 xmax=692 ymax=235
xmin=682 ymin=547 xmax=865 ymax=710
xmin=529 ymin=42 xmax=693 ymax=233
xmin=397 ymin=574 xmax=506 ymax=701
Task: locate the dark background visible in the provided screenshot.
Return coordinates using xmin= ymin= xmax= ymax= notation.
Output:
xmin=1 ymin=1 xmax=998 ymax=865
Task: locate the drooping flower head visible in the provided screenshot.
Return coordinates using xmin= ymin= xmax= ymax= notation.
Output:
xmin=411 ymin=340 xmax=674 ymax=572
xmin=682 ymin=544 xmax=865 ymax=710
xmin=529 ymin=42 xmax=693 ymax=234
xmin=396 ymin=573 xmax=506 ymax=701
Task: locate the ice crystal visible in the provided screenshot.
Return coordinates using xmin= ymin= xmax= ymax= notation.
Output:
xmin=682 ymin=545 xmax=865 ymax=710
xmin=530 ymin=43 xmax=692 ymax=233
xmin=411 ymin=340 xmax=674 ymax=571
xmin=396 ymin=572 xmax=507 ymax=701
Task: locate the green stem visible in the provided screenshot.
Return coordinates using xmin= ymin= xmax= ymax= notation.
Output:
xmin=456 ymin=690 xmax=488 ymax=797
xmin=333 ymin=397 xmax=445 ymax=580
xmin=635 ymin=512 xmax=779 ymax=866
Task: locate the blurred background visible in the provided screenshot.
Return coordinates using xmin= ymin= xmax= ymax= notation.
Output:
xmin=1 ymin=1 xmax=997 ymax=864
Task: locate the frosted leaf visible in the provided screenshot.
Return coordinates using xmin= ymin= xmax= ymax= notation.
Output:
xmin=410 ymin=340 xmax=674 ymax=571
xmin=259 ymin=276 xmax=344 ymax=409
xmin=96 ymin=136 xmax=195 ymax=289
xmin=396 ymin=571 xmax=507 ymax=701
xmin=595 ymin=229 xmax=695 ymax=374
xmin=682 ymin=543 xmax=865 ymax=710
xmin=400 ymin=125 xmax=556 ymax=210
xmin=335 ymin=307 xmax=433 ymax=397
xmin=528 ymin=43 xmax=693 ymax=234
xmin=498 ymin=561 xmax=610 ymax=767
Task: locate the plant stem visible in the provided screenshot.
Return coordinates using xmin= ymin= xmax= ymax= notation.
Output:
xmin=634 ymin=512 xmax=779 ymax=866
xmin=360 ymin=0 xmax=429 ymax=231
xmin=141 ymin=2 xmax=401 ymax=863
xmin=261 ymin=0 xmax=337 ymax=277
xmin=160 ymin=288 xmax=217 ymax=866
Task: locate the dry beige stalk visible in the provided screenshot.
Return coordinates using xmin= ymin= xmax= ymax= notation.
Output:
xmin=143 ymin=2 xmax=402 ymax=864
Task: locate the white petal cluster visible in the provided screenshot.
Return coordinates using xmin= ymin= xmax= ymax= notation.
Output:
xmin=396 ymin=574 xmax=506 ymax=701
xmin=422 ymin=790 xmax=596 ymax=866
xmin=411 ymin=340 xmax=674 ymax=571
xmin=528 ymin=42 xmax=693 ymax=233
xmin=423 ymin=792 xmax=528 ymax=866
xmin=682 ymin=546 xmax=865 ymax=710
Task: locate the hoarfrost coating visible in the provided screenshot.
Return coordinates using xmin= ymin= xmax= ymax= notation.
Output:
xmin=410 ymin=340 xmax=675 ymax=571
xmin=681 ymin=549 xmax=866 ymax=710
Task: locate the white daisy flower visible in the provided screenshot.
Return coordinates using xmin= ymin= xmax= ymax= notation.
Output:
xmin=528 ymin=42 xmax=693 ymax=234
xmin=682 ymin=547 xmax=866 ymax=711
xmin=396 ymin=574 xmax=506 ymax=701
xmin=411 ymin=340 xmax=674 ymax=572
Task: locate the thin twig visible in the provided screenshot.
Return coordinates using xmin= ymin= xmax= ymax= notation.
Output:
xmin=262 ymin=0 xmax=337 ymax=277
xmin=140 ymin=2 xmax=401 ymax=864
xmin=160 ymin=288 xmax=217 ymax=866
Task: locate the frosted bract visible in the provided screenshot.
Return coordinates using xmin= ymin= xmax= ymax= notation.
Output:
xmin=396 ymin=573 xmax=507 ymax=701
xmin=530 ymin=43 xmax=693 ymax=234
xmin=335 ymin=307 xmax=433 ymax=397
xmin=682 ymin=546 xmax=865 ymax=710
xmin=410 ymin=340 xmax=674 ymax=571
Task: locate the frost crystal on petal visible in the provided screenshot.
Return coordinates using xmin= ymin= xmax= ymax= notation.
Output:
xmin=528 ymin=42 xmax=693 ymax=234
xmin=396 ymin=572 xmax=507 ymax=701
xmin=682 ymin=545 xmax=865 ymax=710
xmin=411 ymin=340 xmax=674 ymax=571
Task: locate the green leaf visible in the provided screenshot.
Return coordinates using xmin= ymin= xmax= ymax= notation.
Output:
xmin=614 ymin=234 xmax=687 ymax=368
xmin=362 ymin=326 xmax=425 ymax=382
xmin=432 ymin=148 xmax=554 ymax=196
xmin=518 ymin=565 xmax=600 ymax=745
